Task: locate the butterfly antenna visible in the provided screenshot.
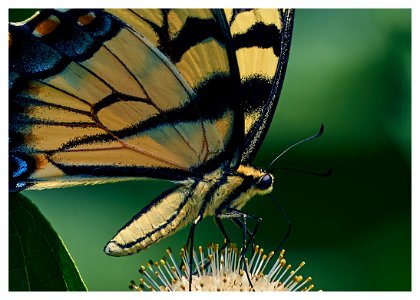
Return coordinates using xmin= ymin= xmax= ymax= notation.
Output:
xmin=273 ymin=166 xmax=333 ymax=177
xmin=268 ymin=124 xmax=325 ymax=171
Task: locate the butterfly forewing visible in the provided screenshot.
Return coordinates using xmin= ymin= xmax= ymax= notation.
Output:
xmin=224 ymin=9 xmax=295 ymax=163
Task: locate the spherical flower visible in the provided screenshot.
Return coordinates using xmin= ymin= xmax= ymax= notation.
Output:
xmin=129 ymin=242 xmax=317 ymax=291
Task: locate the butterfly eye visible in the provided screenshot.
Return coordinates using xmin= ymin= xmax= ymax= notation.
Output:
xmin=256 ymin=174 xmax=273 ymax=190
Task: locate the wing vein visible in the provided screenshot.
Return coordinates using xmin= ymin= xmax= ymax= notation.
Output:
xmin=103 ymin=36 xmax=202 ymax=162
xmin=37 ymin=79 xmax=94 ymax=108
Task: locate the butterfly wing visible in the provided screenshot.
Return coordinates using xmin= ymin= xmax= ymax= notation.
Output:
xmin=9 ymin=9 xmax=295 ymax=256
xmin=9 ymin=9 xmax=242 ymax=191
xmin=223 ymin=9 xmax=295 ymax=164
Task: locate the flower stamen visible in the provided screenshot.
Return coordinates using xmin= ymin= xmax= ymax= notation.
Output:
xmin=130 ymin=242 xmax=318 ymax=291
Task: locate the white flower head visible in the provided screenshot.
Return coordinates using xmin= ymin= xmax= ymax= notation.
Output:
xmin=130 ymin=242 xmax=317 ymax=292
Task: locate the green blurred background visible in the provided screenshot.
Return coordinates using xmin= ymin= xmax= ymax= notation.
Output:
xmin=10 ymin=9 xmax=411 ymax=291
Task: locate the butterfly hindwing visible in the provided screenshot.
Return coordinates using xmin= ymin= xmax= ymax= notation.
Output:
xmin=9 ymin=9 xmax=242 ymax=191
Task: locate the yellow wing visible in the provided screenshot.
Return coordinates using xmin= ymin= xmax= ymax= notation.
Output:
xmin=9 ymin=9 xmax=240 ymax=190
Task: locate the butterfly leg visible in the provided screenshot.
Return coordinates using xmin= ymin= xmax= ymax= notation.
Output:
xmin=183 ymin=217 xmax=230 ymax=276
xmin=215 ymin=216 xmax=231 ymax=244
xmin=185 ymin=203 xmax=208 ymax=291
xmin=216 ymin=214 xmax=260 ymax=253
xmin=185 ymin=217 xmax=198 ymax=291
xmin=231 ymin=216 xmax=262 ymax=252
xmin=216 ymin=208 xmax=262 ymax=291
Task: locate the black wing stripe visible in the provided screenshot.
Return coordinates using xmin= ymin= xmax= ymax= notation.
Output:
xmin=47 ymin=158 xmax=194 ymax=181
xmin=233 ymin=22 xmax=282 ymax=56
xmin=227 ymin=9 xmax=254 ymax=26
xmin=13 ymin=120 xmax=96 ymax=128
xmin=211 ymin=9 xmax=244 ymax=169
xmin=167 ymin=17 xmax=225 ymax=63
xmin=91 ymin=92 xmax=152 ymax=115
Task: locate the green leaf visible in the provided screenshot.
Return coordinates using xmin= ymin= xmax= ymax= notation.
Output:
xmin=9 ymin=193 xmax=87 ymax=291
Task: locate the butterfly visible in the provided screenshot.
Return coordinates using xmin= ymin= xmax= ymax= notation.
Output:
xmin=9 ymin=9 xmax=295 ymax=256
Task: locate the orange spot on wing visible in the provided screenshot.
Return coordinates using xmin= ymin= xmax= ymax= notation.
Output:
xmin=35 ymin=154 xmax=49 ymax=169
xmin=78 ymin=12 xmax=96 ymax=26
xmin=33 ymin=15 xmax=60 ymax=37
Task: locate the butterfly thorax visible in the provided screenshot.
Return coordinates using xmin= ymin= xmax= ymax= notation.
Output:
xmin=200 ymin=164 xmax=274 ymax=217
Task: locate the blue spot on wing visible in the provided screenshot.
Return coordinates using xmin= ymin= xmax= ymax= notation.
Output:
xmin=15 ymin=182 xmax=26 ymax=189
xmin=12 ymin=155 xmax=28 ymax=178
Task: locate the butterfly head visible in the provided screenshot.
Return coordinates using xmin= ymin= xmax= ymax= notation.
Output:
xmin=256 ymin=173 xmax=273 ymax=191
xmin=236 ymin=165 xmax=274 ymax=195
